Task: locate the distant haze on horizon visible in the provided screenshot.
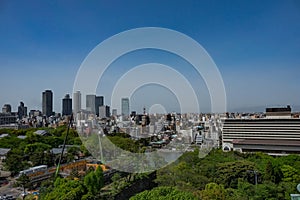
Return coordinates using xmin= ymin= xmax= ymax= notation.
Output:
xmin=1 ymin=1 xmax=299 ymax=114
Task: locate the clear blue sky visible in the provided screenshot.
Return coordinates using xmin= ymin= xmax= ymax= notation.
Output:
xmin=1 ymin=0 xmax=299 ymax=113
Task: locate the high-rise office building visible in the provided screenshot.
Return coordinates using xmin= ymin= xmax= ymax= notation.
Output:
xmin=99 ymin=105 xmax=110 ymax=118
xmin=73 ymin=91 xmax=81 ymax=114
xmin=112 ymin=109 xmax=117 ymax=116
xmin=95 ymin=96 xmax=104 ymax=116
xmin=2 ymin=104 xmax=11 ymax=114
xmin=86 ymin=94 xmax=96 ymax=114
xmin=86 ymin=95 xmax=104 ymax=116
xmin=62 ymin=94 xmax=72 ymax=116
xmin=121 ymin=98 xmax=130 ymax=116
xmin=42 ymin=90 xmax=53 ymax=117
xmin=17 ymin=102 xmax=27 ymax=119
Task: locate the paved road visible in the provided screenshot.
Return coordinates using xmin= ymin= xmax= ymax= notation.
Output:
xmin=0 ymin=179 xmax=22 ymax=199
xmin=0 ymin=163 xmax=22 ymax=199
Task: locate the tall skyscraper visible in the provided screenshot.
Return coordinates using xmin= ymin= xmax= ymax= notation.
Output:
xmin=112 ymin=109 xmax=117 ymax=116
xmin=121 ymin=98 xmax=130 ymax=116
xmin=86 ymin=94 xmax=96 ymax=114
xmin=95 ymin=96 xmax=104 ymax=116
xmin=17 ymin=102 xmax=27 ymax=119
xmin=42 ymin=90 xmax=53 ymax=117
xmin=62 ymin=94 xmax=72 ymax=116
xmin=99 ymin=105 xmax=110 ymax=118
xmin=86 ymin=95 xmax=104 ymax=116
xmin=73 ymin=91 xmax=81 ymax=114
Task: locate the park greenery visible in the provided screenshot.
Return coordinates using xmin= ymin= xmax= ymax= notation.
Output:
xmin=132 ymin=148 xmax=300 ymax=200
xmin=1 ymin=127 xmax=300 ymax=199
xmin=37 ymin=166 xmax=104 ymax=200
xmin=0 ymin=126 xmax=85 ymax=176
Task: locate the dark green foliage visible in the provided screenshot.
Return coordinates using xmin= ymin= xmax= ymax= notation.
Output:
xmin=41 ymin=177 xmax=87 ymax=200
xmin=130 ymin=186 xmax=197 ymax=200
xmin=4 ymin=148 xmax=29 ymax=175
xmin=1 ymin=126 xmax=84 ymax=175
xmin=264 ymin=161 xmax=275 ymax=182
xmin=197 ymin=182 xmax=227 ymax=200
xmin=0 ymin=136 xmax=24 ymax=148
xmin=24 ymin=142 xmax=52 ymax=166
xmin=107 ymin=136 xmax=140 ymax=153
xmin=15 ymin=174 xmax=32 ymax=193
xmin=84 ymin=166 xmax=104 ymax=195
xmin=154 ymin=149 xmax=300 ymax=200
xmin=216 ymin=160 xmax=256 ymax=188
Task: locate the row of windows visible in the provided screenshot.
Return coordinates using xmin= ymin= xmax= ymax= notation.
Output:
xmin=223 ymin=133 xmax=300 ymax=137
xmin=223 ymin=124 xmax=300 ymax=127
xmin=223 ymin=129 xmax=300 ymax=134
xmin=223 ymin=135 xmax=300 ymax=140
xmin=224 ymin=121 xmax=300 ymax=125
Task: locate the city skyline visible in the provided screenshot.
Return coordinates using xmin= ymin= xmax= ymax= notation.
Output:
xmin=1 ymin=1 xmax=300 ymax=113
xmin=2 ymin=89 xmax=300 ymax=116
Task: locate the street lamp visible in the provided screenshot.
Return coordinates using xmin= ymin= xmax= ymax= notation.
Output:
xmin=247 ymin=170 xmax=258 ymax=185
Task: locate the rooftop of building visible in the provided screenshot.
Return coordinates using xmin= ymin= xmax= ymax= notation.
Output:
xmin=266 ymin=105 xmax=291 ymax=113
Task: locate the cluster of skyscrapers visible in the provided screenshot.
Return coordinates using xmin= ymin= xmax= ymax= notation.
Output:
xmin=41 ymin=90 xmax=130 ymax=119
xmin=1 ymin=88 xmax=133 ymax=122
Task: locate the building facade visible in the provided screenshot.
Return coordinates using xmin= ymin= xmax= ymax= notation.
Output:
xmin=121 ymin=98 xmax=130 ymax=116
xmin=86 ymin=95 xmax=104 ymax=116
xmin=2 ymin=104 xmax=11 ymax=114
xmin=86 ymin=95 xmax=96 ymax=114
xmin=17 ymin=102 xmax=27 ymax=119
xmin=73 ymin=91 xmax=81 ymax=115
xmin=222 ymin=106 xmax=300 ymax=154
xmin=99 ymin=105 xmax=110 ymax=118
xmin=42 ymin=90 xmax=53 ymax=117
xmin=112 ymin=109 xmax=117 ymax=116
xmin=62 ymin=94 xmax=72 ymax=116
xmin=95 ymin=96 xmax=104 ymax=116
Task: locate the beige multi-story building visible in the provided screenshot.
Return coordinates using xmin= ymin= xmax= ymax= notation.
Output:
xmin=222 ymin=106 xmax=300 ymax=155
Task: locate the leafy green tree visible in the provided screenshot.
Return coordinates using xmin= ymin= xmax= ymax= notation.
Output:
xmin=16 ymin=174 xmax=32 ymax=196
xmin=264 ymin=160 xmax=275 ymax=182
xmin=25 ymin=131 xmax=41 ymax=143
xmin=253 ymin=182 xmax=279 ymax=200
xmin=41 ymin=136 xmax=64 ymax=148
xmin=198 ymin=183 xmax=227 ymax=200
xmin=156 ymin=151 xmax=209 ymax=191
xmin=111 ymin=172 xmax=122 ymax=192
xmin=24 ymin=143 xmax=51 ymax=166
xmin=0 ymin=136 xmax=24 ymax=148
xmin=107 ymin=136 xmax=140 ymax=153
xmin=130 ymin=186 xmax=197 ymax=200
xmin=4 ymin=148 xmax=28 ymax=175
xmin=236 ymin=179 xmax=255 ymax=197
xmin=277 ymin=181 xmax=299 ymax=200
xmin=281 ymin=164 xmax=300 ymax=183
xmin=66 ymin=146 xmax=81 ymax=162
xmin=41 ymin=177 xmax=87 ymax=200
xmin=84 ymin=166 xmax=104 ymax=195
xmin=216 ymin=160 xmax=256 ymax=188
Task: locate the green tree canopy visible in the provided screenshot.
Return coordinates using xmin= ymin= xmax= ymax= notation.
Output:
xmin=130 ymin=186 xmax=197 ymax=200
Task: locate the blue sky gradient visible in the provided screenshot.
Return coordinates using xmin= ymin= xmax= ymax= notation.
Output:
xmin=0 ymin=0 xmax=299 ymax=113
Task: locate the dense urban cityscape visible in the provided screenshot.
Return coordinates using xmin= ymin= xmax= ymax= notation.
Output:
xmin=1 ymin=1 xmax=300 ymax=200
xmin=0 ymin=89 xmax=300 ymax=199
